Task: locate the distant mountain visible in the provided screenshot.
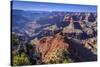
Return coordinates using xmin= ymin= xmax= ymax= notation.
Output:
xmin=12 ymin=9 xmax=97 ymax=40
xmin=12 ymin=9 xmax=64 ymax=37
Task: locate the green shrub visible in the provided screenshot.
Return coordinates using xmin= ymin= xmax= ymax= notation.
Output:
xmin=12 ymin=52 xmax=31 ymax=66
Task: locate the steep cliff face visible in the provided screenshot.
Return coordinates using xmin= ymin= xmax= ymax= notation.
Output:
xmin=31 ymin=33 xmax=69 ymax=63
xmin=81 ymin=37 xmax=97 ymax=54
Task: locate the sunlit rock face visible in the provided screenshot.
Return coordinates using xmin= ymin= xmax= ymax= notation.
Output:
xmin=31 ymin=33 xmax=69 ymax=63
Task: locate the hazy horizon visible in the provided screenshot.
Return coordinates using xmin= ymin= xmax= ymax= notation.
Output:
xmin=11 ymin=1 xmax=97 ymax=12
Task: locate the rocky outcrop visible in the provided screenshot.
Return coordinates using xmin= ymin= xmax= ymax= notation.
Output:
xmin=31 ymin=33 xmax=69 ymax=63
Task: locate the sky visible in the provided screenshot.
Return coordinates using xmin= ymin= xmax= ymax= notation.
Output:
xmin=11 ymin=1 xmax=97 ymax=12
